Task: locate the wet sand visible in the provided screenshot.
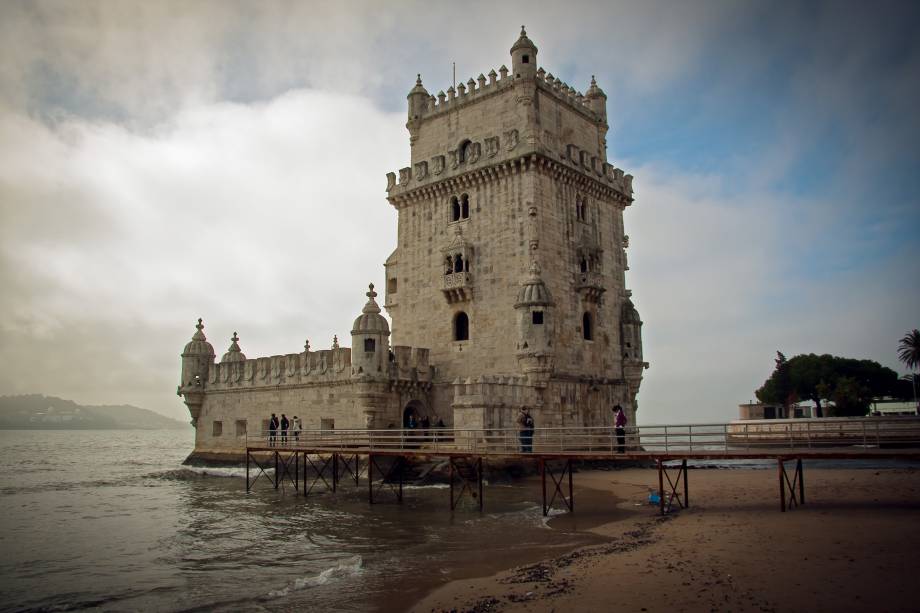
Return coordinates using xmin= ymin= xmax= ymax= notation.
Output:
xmin=411 ymin=466 xmax=920 ymax=612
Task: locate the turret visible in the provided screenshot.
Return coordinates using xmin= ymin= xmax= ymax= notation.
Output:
xmin=407 ymin=74 xmax=430 ymax=144
xmin=180 ymin=318 xmax=214 ymax=388
xmin=510 ymin=26 xmax=538 ymax=80
xmin=585 ymin=75 xmax=608 ymax=124
xmin=179 ymin=318 xmax=214 ymax=427
xmin=514 ymin=263 xmax=555 ymax=382
xmin=351 ymin=283 xmax=391 ymax=379
xmin=220 ymin=331 xmax=246 ymax=363
xmin=620 ymin=297 xmax=643 ymax=364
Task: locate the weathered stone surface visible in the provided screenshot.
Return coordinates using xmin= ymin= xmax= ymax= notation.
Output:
xmin=178 ymin=28 xmax=647 ymax=464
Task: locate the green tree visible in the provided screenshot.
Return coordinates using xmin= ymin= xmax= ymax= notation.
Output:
xmin=755 ymin=353 xmax=901 ymax=417
xmin=754 ymin=351 xmax=795 ymax=410
xmin=898 ymin=329 xmax=920 ymax=411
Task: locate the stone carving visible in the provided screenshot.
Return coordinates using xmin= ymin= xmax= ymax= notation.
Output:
xmin=244 ymin=361 xmax=255 ymax=381
xmin=432 ymin=155 xmax=445 ymax=175
xmin=414 ymin=161 xmax=428 ymax=180
xmin=398 ymin=167 xmax=411 ymax=185
xmin=386 ymin=172 xmax=396 ymax=191
xmin=504 ymin=129 xmax=519 ymax=151
xmin=448 ymin=149 xmax=460 ymax=169
xmin=485 ymin=136 xmax=499 ymax=158
xmin=467 ymin=142 xmax=481 ymax=164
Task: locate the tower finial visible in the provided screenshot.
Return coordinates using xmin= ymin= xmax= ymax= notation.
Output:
xmin=196 ymin=318 xmax=203 ymax=331
xmin=521 ymin=25 xmax=526 ymax=35
xmin=367 ymin=283 xmax=377 ymax=299
xmin=416 ymin=73 xmax=422 ymax=86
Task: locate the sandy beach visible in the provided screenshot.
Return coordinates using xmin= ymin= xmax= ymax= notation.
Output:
xmin=411 ymin=465 xmax=920 ymax=613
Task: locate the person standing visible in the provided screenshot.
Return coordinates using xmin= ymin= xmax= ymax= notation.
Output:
xmin=269 ymin=413 xmax=278 ymax=446
xmin=292 ymin=415 xmax=302 ymax=443
xmin=280 ymin=413 xmax=289 ymax=445
xmin=518 ymin=407 xmax=534 ymax=453
xmin=613 ymin=405 xmax=627 ymax=453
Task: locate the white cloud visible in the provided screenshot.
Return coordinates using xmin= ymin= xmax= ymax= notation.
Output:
xmin=0 ymin=89 xmax=406 ymax=419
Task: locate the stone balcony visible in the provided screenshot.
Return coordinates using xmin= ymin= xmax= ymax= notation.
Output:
xmin=441 ymin=272 xmax=473 ymax=303
xmin=575 ymin=271 xmax=606 ymax=302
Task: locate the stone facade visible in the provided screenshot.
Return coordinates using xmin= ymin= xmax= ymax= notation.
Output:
xmin=178 ymin=28 xmax=648 ymax=463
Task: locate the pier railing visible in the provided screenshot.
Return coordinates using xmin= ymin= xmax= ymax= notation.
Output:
xmin=248 ymin=416 xmax=920 ymax=455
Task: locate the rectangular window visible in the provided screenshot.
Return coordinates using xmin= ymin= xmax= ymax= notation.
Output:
xmin=321 ymin=418 xmax=335 ymax=430
xmin=235 ymin=419 xmax=247 ymax=437
xmin=523 ymin=54 xmax=529 ymax=63
xmin=532 ymin=311 xmax=544 ymax=325
xmin=212 ymin=420 xmax=223 ymax=436
xmin=387 ymin=277 xmax=398 ymax=294
xmin=364 ymin=338 xmax=376 ymax=352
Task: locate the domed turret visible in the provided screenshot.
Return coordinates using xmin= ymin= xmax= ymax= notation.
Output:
xmin=514 ymin=263 xmax=555 ymax=380
xmin=510 ymin=26 xmax=538 ymax=80
xmin=585 ymin=75 xmax=608 ymax=123
xmin=180 ymin=318 xmax=215 ymax=389
xmin=351 ymin=283 xmax=390 ymax=378
xmin=221 ymin=332 xmax=246 ymax=363
xmin=407 ymin=73 xmax=430 ymax=125
xmin=620 ymin=297 xmax=644 ymax=362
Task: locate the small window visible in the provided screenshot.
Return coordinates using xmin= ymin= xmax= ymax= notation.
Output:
xmin=454 ymin=311 xmax=470 ymax=341
xmin=454 ymin=254 xmax=463 ymax=272
xmin=212 ymin=420 xmax=223 ymax=436
xmin=236 ymin=419 xmax=247 ymax=437
xmin=580 ymin=258 xmax=588 ymax=273
xmin=461 ymin=193 xmax=470 ymax=219
xmin=582 ymin=312 xmax=593 ymax=341
xmin=387 ymin=277 xmax=397 ymax=294
xmin=450 ymin=196 xmax=461 ymax=222
xmin=522 ymin=54 xmax=530 ymax=64
xmin=532 ymin=311 xmax=544 ymax=325
xmin=364 ymin=338 xmax=376 ymax=352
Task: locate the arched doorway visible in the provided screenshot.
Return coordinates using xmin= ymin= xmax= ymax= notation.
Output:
xmin=403 ymin=400 xmax=427 ymax=428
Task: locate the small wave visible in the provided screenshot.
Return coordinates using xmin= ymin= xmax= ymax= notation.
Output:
xmin=265 ymin=555 xmax=363 ymax=598
xmin=149 ymin=466 xmax=263 ymax=480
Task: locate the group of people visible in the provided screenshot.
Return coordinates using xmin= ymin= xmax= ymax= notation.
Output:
xmin=267 ymin=413 xmax=302 ymax=446
xmin=517 ymin=404 xmax=630 ymax=453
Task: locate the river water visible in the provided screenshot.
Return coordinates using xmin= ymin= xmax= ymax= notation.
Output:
xmin=0 ymin=430 xmax=608 ymax=612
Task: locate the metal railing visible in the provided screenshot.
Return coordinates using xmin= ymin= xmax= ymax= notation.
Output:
xmin=246 ymin=417 xmax=920 ymax=455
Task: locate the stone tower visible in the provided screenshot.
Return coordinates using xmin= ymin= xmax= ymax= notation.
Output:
xmin=383 ymin=27 xmax=647 ymax=429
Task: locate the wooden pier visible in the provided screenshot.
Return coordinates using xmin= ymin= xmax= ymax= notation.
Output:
xmin=244 ymin=419 xmax=920 ymax=515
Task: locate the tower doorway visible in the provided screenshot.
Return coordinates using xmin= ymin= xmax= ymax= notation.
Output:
xmin=403 ymin=400 xmax=427 ymax=428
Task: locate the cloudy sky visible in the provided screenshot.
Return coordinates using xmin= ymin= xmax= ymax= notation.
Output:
xmin=1 ymin=1 xmax=917 ymax=424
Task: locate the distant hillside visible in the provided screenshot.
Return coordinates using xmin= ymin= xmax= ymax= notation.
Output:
xmin=0 ymin=394 xmax=188 ymax=430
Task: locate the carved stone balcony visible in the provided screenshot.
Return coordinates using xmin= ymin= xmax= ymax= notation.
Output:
xmin=575 ymin=271 xmax=605 ymax=302
xmin=441 ymin=272 xmax=473 ymax=303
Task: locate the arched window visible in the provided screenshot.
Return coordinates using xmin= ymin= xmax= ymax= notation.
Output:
xmin=364 ymin=338 xmax=376 ymax=352
xmin=582 ymin=312 xmax=593 ymax=341
xmin=458 ymin=140 xmax=472 ymax=163
xmin=450 ymin=196 xmax=461 ymax=222
xmin=454 ymin=311 xmax=470 ymax=341
xmin=454 ymin=253 xmax=463 ymax=272
xmin=460 ymin=193 xmax=470 ymax=219
xmin=445 ymin=256 xmax=453 ymax=275
xmin=580 ymin=258 xmax=588 ymax=273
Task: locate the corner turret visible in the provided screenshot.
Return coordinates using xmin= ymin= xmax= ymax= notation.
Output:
xmin=585 ymin=75 xmax=608 ymax=124
xmin=510 ymin=26 xmax=538 ymax=80
xmin=407 ymin=74 xmax=430 ymax=144
xmin=351 ymin=283 xmax=391 ymax=379
xmin=514 ymin=263 xmax=555 ymax=383
xmin=179 ymin=318 xmax=214 ymax=427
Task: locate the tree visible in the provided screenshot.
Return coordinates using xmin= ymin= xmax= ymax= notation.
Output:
xmin=898 ymin=329 xmax=920 ymax=412
xmin=898 ymin=329 xmax=920 ymax=371
xmin=754 ymin=351 xmax=795 ymax=410
xmin=754 ymin=352 xmax=901 ymax=418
